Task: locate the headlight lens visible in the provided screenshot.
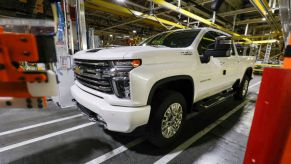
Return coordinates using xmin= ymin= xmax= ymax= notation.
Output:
xmin=113 ymin=59 xmax=141 ymax=68
xmin=112 ymin=77 xmax=130 ymax=98
xmin=108 ymin=59 xmax=141 ymax=99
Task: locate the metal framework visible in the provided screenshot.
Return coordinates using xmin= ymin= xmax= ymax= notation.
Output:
xmin=81 ymin=0 xmax=282 ymax=45
xmin=152 ymin=0 xmax=251 ymax=41
xmin=86 ymin=0 xmax=186 ymax=29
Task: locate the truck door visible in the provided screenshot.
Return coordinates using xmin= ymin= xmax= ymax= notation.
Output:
xmin=212 ymin=37 xmax=240 ymax=88
xmin=195 ymin=31 xmax=227 ymax=100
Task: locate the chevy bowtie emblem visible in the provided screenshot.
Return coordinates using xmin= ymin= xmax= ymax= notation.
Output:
xmin=74 ymin=66 xmax=82 ymax=75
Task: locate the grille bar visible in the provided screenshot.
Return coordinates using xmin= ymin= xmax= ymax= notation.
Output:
xmin=74 ymin=60 xmax=110 ymax=67
xmin=75 ymin=74 xmax=110 ymax=86
xmin=74 ymin=59 xmax=113 ymax=93
xmin=77 ymin=79 xmax=112 ymax=93
xmin=75 ymin=72 xmax=105 ymax=80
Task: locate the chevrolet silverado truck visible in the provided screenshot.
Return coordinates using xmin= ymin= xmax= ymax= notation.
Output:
xmin=71 ymin=28 xmax=255 ymax=147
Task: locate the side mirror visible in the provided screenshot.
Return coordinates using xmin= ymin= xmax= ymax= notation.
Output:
xmin=205 ymin=44 xmax=232 ymax=58
xmin=201 ymin=55 xmax=211 ymax=63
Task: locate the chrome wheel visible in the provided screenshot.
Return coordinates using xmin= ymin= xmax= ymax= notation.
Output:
xmin=242 ymin=79 xmax=249 ymax=96
xmin=161 ymin=103 xmax=183 ymax=139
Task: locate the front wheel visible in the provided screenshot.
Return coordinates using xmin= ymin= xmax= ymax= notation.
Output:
xmin=234 ymin=76 xmax=250 ymax=100
xmin=147 ymin=90 xmax=187 ymax=148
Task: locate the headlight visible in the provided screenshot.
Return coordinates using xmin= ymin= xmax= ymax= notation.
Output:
xmin=112 ymin=77 xmax=130 ymax=98
xmin=113 ymin=59 xmax=141 ymax=68
xmin=106 ymin=59 xmax=141 ymax=99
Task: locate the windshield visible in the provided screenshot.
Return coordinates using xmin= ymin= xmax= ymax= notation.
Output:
xmin=140 ymin=30 xmax=201 ymax=48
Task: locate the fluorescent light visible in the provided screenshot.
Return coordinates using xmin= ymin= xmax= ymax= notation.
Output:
xmin=132 ymin=11 xmax=143 ymax=16
xmin=116 ymin=0 xmax=125 ymax=3
xmin=252 ymin=39 xmax=278 ymax=44
xmin=133 ymin=30 xmax=137 ymax=33
xmin=262 ymin=18 xmax=266 ymax=21
xmin=109 ymin=34 xmax=113 ymax=37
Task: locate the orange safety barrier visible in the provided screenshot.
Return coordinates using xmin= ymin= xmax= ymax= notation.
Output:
xmin=283 ymin=55 xmax=291 ymax=68
xmin=244 ymin=68 xmax=291 ymax=164
xmin=0 ymin=26 xmax=47 ymax=97
xmin=281 ymin=131 xmax=291 ymax=163
xmin=283 ymin=34 xmax=291 ymax=68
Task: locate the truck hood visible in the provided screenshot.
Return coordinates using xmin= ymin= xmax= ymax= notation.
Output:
xmin=73 ymin=46 xmax=158 ymax=60
xmin=73 ymin=46 xmax=190 ymax=64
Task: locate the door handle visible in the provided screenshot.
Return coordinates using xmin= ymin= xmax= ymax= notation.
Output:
xmin=223 ymin=70 xmax=226 ymax=75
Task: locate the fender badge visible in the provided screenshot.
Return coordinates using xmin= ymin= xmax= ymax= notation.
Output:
xmin=181 ymin=51 xmax=192 ymax=55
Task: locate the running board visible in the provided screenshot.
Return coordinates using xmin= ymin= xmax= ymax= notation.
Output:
xmin=195 ymin=91 xmax=235 ymax=110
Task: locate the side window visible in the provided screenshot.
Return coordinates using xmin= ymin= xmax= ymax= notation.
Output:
xmin=235 ymin=44 xmax=256 ymax=56
xmin=235 ymin=44 xmax=244 ymax=56
xmin=197 ymin=31 xmax=218 ymax=55
xmin=246 ymin=47 xmax=251 ymax=56
xmin=197 ymin=31 xmax=230 ymax=55
xmin=198 ymin=31 xmax=235 ymax=63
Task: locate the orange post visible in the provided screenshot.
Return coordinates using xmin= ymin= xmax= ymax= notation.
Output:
xmin=243 ymin=68 xmax=291 ymax=164
xmin=283 ymin=34 xmax=291 ymax=68
xmin=281 ymin=131 xmax=291 ymax=163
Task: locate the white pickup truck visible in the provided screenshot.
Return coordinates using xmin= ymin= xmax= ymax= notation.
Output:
xmin=71 ymin=27 xmax=255 ymax=147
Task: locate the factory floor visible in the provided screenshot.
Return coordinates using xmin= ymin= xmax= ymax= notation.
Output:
xmin=0 ymin=76 xmax=262 ymax=164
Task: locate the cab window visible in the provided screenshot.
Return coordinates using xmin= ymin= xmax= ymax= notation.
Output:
xmin=198 ymin=31 xmax=233 ymax=63
xmin=197 ymin=31 xmax=220 ymax=55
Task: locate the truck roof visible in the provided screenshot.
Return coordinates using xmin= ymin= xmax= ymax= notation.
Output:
xmin=161 ymin=27 xmax=231 ymax=37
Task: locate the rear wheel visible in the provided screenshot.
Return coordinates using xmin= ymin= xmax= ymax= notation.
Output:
xmin=147 ymin=90 xmax=187 ymax=148
xmin=234 ymin=76 xmax=250 ymax=100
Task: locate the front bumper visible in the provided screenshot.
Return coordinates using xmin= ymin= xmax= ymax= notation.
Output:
xmin=71 ymin=84 xmax=151 ymax=133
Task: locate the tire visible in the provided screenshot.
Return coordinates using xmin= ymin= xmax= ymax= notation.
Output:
xmin=147 ymin=90 xmax=187 ymax=148
xmin=234 ymin=75 xmax=250 ymax=100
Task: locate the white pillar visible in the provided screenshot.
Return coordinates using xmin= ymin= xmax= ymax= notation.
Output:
xmin=76 ymin=0 xmax=87 ymax=50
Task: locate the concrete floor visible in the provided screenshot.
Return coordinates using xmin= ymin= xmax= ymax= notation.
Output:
xmin=0 ymin=76 xmax=262 ymax=164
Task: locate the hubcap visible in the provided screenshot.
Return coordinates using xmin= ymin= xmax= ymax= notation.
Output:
xmin=161 ymin=103 xmax=183 ymax=139
xmin=242 ymin=80 xmax=249 ymax=96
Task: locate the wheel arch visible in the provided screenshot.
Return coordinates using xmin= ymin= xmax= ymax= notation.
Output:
xmin=244 ymin=67 xmax=253 ymax=79
xmin=147 ymin=75 xmax=194 ymax=113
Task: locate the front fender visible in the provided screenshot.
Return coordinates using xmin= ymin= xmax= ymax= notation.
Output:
xmin=129 ymin=62 xmax=197 ymax=106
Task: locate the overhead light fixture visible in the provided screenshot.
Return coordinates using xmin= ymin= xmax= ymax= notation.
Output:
xmin=124 ymin=35 xmax=130 ymax=38
xmin=262 ymin=18 xmax=266 ymax=21
xmin=132 ymin=11 xmax=143 ymax=16
xmin=116 ymin=0 xmax=125 ymax=3
xmin=109 ymin=34 xmax=113 ymax=37
xmin=252 ymin=39 xmax=278 ymax=44
xmin=183 ymin=19 xmax=188 ymax=23
xmin=133 ymin=30 xmax=137 ymax=34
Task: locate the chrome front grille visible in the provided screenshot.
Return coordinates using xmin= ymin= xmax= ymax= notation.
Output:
xmin=74 ymin=59 xmax=113 ymax=94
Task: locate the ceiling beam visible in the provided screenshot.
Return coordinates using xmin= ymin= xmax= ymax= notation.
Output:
xmin=86 ymin=0 xmax=186 ymax=29
xmin=124 ymin=0 xmax=179 ymax=22
xmin=233 ymin=33 xmax=280 ymax=39
xmin=236 ymin=17 xmax=279 ymax=25
xmin=249 ymin=0 xmax=281 ymax=32
xmin=183 ymin=0 xmax=231 ymax=26
xmin=198 ymin=0 xmax=214 ymax=5
xmin=152 ymin=0 xmax=251 ymax=42
xmin=99 ymin=10 xmax=175 ymax=31
xmin=219 ymin=7 xmax=257 ymax=17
